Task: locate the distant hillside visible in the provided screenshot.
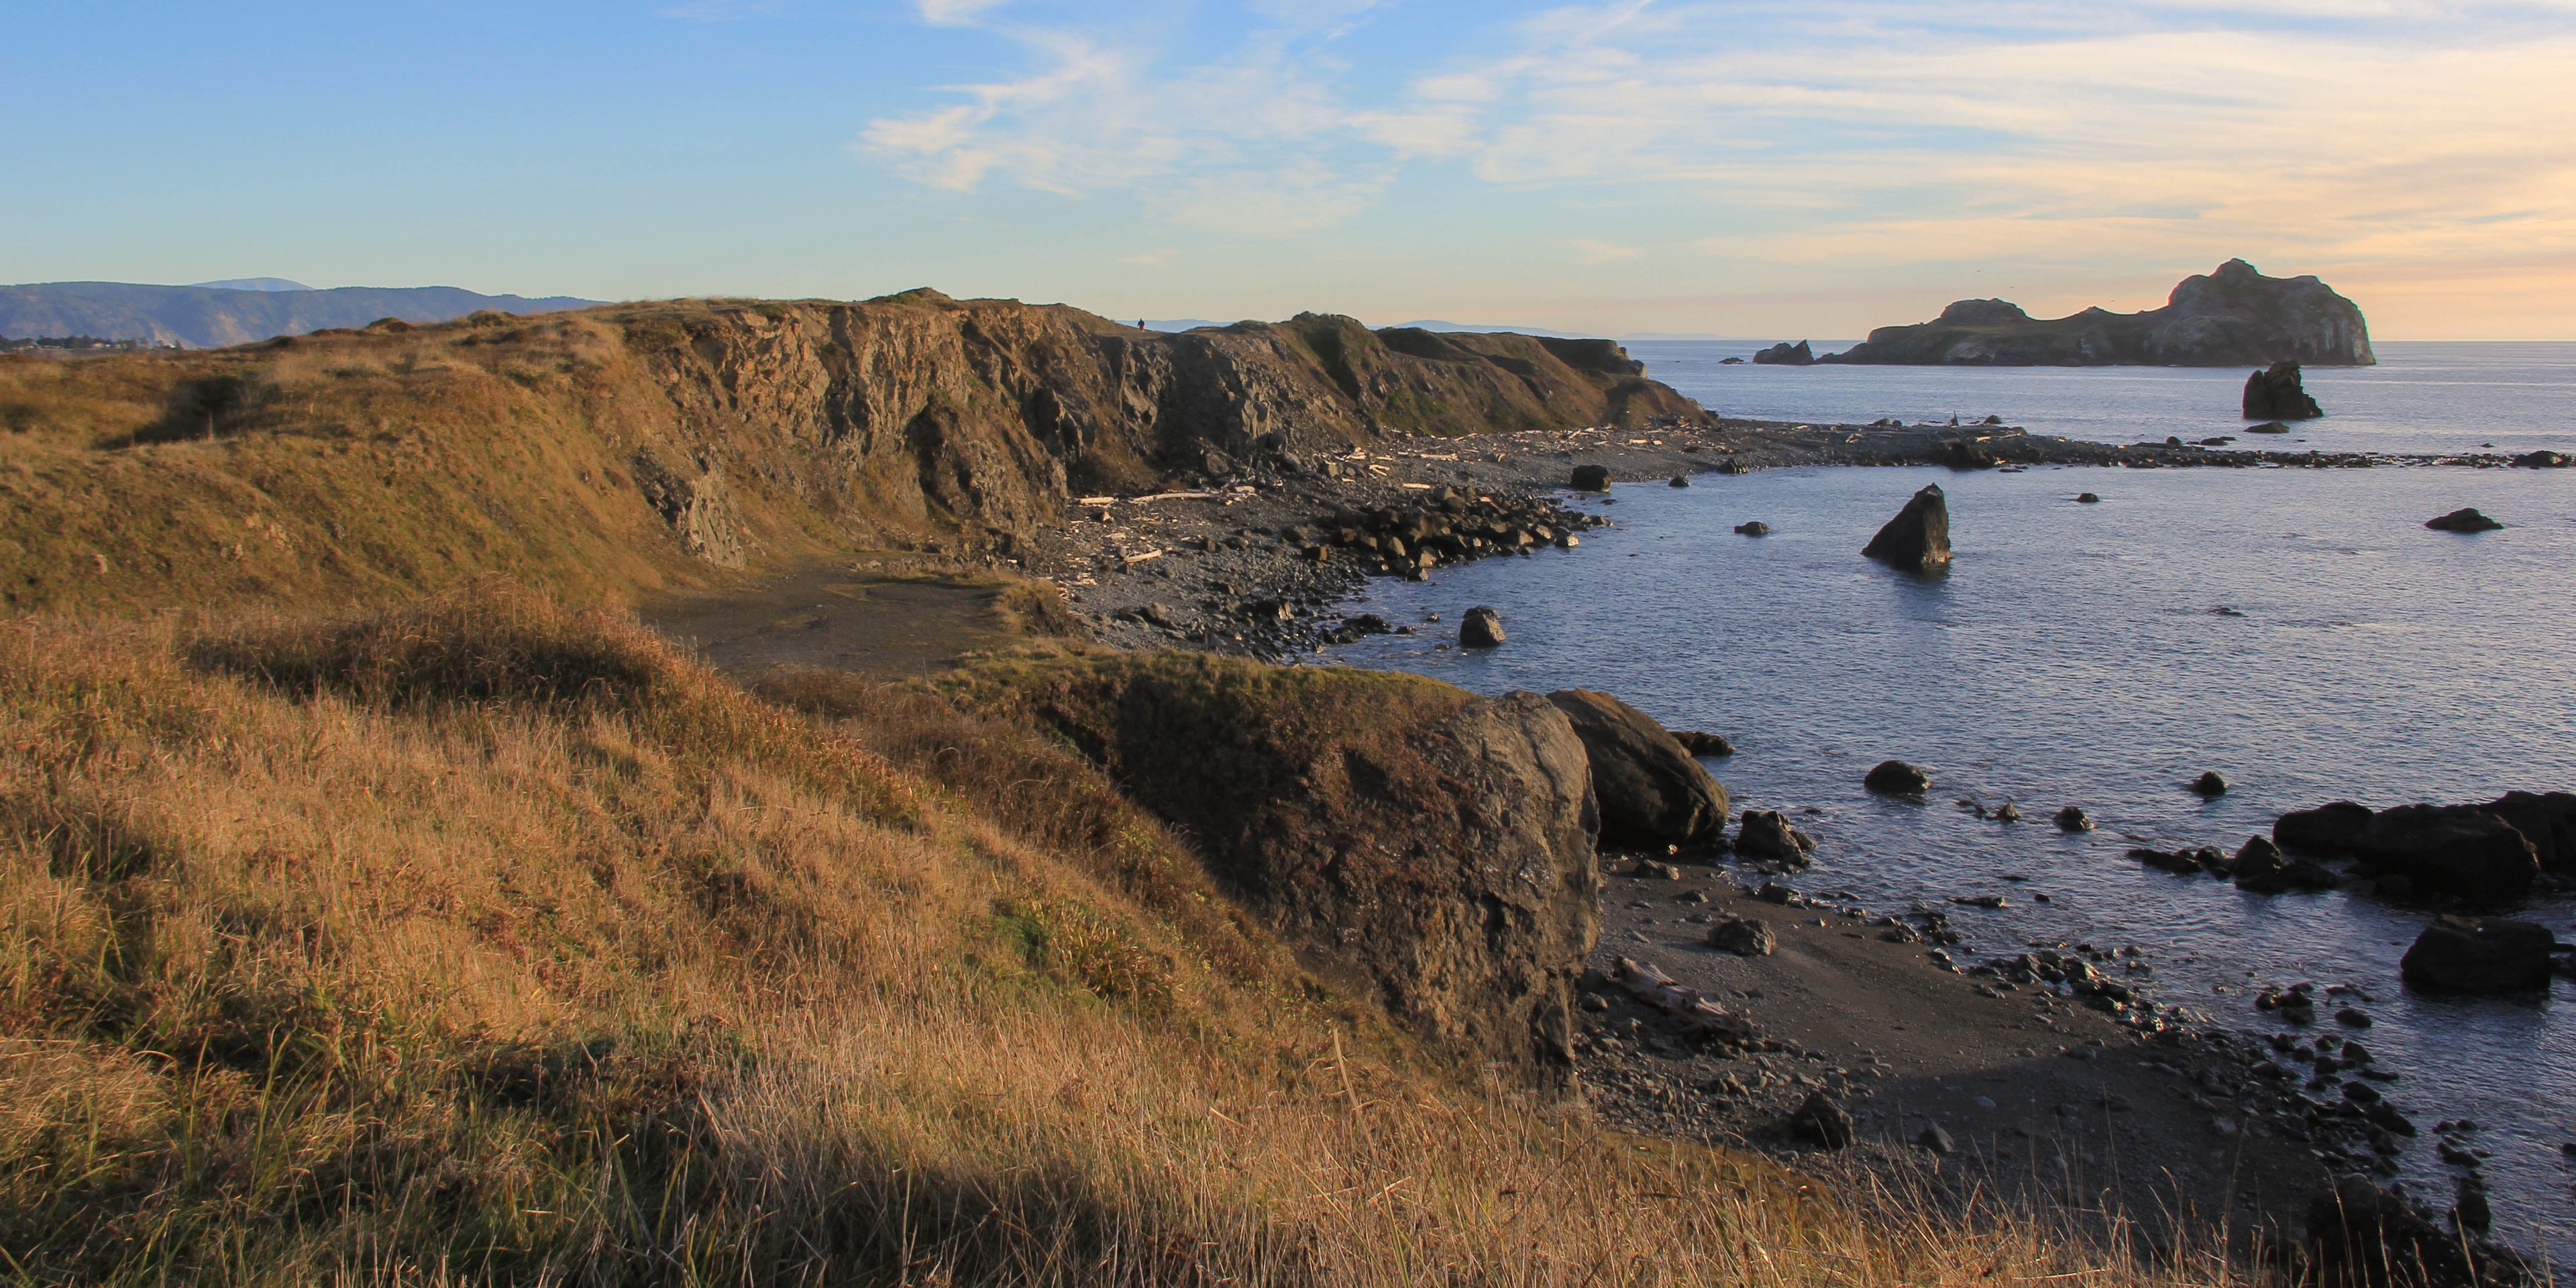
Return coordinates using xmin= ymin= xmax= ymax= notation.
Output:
xmin=1813 ymin=260 xmax=2374 ymax=367
xmin=0 ymin=280 xmax=599 ymax=349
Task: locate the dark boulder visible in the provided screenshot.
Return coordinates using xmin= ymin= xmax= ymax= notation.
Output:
xmin=1668 ymin=474 xmax=1690 ymax=488
xmin=1735 ymin=810 xmax=1815 ymax=863
xmin=2076 ymin=492 xmax=2101 ymax=502
xmin=2192 ymin=771 xmax=2229 ymax=796
xmin=2424 ymin=508 xmax=2502 ymax=533
xmin=1790 ymin=1091 xmax=1854 ymax=1148
xmin=2053 ymin=806 xmax=2095 ymax=833
xmin=2245 ymin=420 xmax=2291 ymax=433
xmin=2401 ymin=916 xmax=2558 ymax=993
xmin=1862 ymin=484 xmax=1953 ymax=572
xmin=1570 ymin=464 xmax=1611 ymax=492
xmin=1670 ymin=731 xmax=1733 ymax=757
xmin=1460 ymin=606 xmax=1507 ymax=649
xmin=2243 ymin=361 xmax=2322 ymax=420
xmin=1734 ymin=521 xmax=1771 ymax=535
xmin=2512 ymin=449 xmax=2567 ymax=468
xmin=1864 ymin=759 xmax=1933 ymax=796
xmin=2349 ymin=805 xmax=2540 ymax=903
xmin=2277 ymin=801 xmax=2373 ymax=853
xmin=2475 ymin=791 xmax=2576 ymax=871
xmin=1752 ymin=340 xmax=1815 ymax=366
xmin=2237 ymin=835 xmax=2340 ymax=893
xmin=1545 ymin=690 xmax=1730 ymax=849
xmin=1708 ymin=916 xmax=1776 ymax=957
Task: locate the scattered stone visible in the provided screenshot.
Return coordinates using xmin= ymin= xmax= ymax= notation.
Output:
xmin=1916 ymin=1124 xmax=1957 ymax=1155
xmin=1992 ymin=802 xmax=2021 ymax=823
xmin=1733 ymin=521 xmax=1771 ymax=535
xmin=2336 ymin=1008 xmax=2373 ymax=1028
xmin=1864 ymin=759 xmax=1933 ymax=797
xmin=1862 ymin=484 xmax=1953 ymax=573
xmin=1790 ymin=1091 xmax=1855 ymax=1148
xmin=1707 ymin=917 xmax=1778 ymax=957
xmin=2424 ymin=507 xmax=2502 ymax=533
xmin=2192 ymin=771 xmax=2229 ymax=796
xmin=2400 ymin=916 xmax=2559 ymax=994
xmin=1735 ymin=810 xmax=1816 ymax=865
xmin=2242 ymin=362 xmax=2322 ymax=420
xmin=1570 ymin=464 xmax=1611 ymax=492
xmin=2053 ymin=806 xmax=2095 ymax=833
xmin=1459 ymin=606 xmax=1507 ymax=649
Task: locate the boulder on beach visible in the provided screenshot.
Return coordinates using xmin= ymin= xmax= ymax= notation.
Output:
xmin=1545 ymin=690 xmax=1730 ymax=849
xmin=1862 ymin=484 xmax=1953 ymax=572
xmin=1734 ymin=521 xmax=1771 ymax=535
xmin=1735 ymin=810 xmax=1815 ymax=864
xmin=1570 ymin=464 xmax=1611 ymax=492
xmin=2243 ymin=362 xmax=2322 ymax=420
xmin=1790 ymin=1091 xmax=1854 ymax=1148
xmin=1670 ymin=731 xmax=1734 ymax=757
xmin=1707 ymin=916 xmax=1776 ymax=957
xmin=2276 ymin=801 xmax=2375 ymax=853
xmin=2400 ymin=915 xmax=2559 ymax=993
xmin=2349 ymin=805 xmax=2540 ymax=903
xmin=1460 ymin=607 xmax=1507 ymax=649
xmin=2425 ymin=507 xmax=2502 ymax=533
xmin=1864 ymin=759 xmax=1933 ymax=797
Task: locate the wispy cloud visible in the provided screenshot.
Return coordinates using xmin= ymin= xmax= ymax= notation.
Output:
xmin=855 ymin=0 xmax=2576 ymax=291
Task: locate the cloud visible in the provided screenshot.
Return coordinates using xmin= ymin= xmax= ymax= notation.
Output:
xmin=1118 ymin=248 xmax=1177 ymax=265
xmin=854 ymin=0 xmax=2576 ymax=288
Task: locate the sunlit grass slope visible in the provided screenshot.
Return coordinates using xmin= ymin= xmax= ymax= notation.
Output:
xmin=0 ymin=587 xmax=2238 ymax=1286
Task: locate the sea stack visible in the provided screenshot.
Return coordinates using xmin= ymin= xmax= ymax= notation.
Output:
xmin=2243 ymin=362 xmax=2322 ymax=420
xmin=1863 ymin=484 xmax=1952 ymax=572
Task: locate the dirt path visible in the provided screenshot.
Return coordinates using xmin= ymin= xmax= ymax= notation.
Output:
xmin=640 ymin=564 xmax=1035 ymax=680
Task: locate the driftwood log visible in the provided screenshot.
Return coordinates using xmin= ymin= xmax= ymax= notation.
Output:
xmin=1613 ymin=957 xmax=1761 ymax=1046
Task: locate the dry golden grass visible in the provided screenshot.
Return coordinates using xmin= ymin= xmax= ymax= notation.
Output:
xmin=0 ymin=587 xmax=2259 ymax=1285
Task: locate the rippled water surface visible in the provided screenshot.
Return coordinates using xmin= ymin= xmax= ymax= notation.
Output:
xmin=1321 ymin=405 xmax=2576 ymax=1250
xmin=1627 ymin=339 xmax=2576 ymax=458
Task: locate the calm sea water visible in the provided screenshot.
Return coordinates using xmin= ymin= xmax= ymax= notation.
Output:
xmin=1627 ymin=339 xmax=2576 ymax=459
xmin=1323 ymin=343 xmax=2576 ymax=1254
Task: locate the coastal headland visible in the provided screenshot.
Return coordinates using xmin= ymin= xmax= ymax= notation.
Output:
xmin=0 ymin=293 xmax=2551 ymax=1282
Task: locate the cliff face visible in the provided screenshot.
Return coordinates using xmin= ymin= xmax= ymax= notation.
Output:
xmin=1822 ymin=260 xmax=2374 ymax=366
xmin=0 ymin=293 xmax=1700 ymax=613
xmin=942 ymin=652 xmax=1602 ymax=1081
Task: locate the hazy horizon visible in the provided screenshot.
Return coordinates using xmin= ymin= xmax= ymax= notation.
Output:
xmin=7 ymin=2 xmax=2573 ymax=342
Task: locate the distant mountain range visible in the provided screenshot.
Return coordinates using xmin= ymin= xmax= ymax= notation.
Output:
xmin=0 ymin=280 xmax=600 ymax=349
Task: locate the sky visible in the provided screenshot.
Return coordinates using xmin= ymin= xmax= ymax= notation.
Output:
xmin=5 ymin=1 xmax=2575 ymax=339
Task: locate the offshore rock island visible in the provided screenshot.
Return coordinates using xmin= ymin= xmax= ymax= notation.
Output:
xmin=1807 ymin=260 xmax=2374 ymax=367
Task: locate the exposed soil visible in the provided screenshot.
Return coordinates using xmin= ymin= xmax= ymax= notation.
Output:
xmin=641 ymin=561 xmax=1038 ymax=680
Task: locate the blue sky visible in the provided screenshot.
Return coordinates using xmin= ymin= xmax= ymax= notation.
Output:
xmin=6 ymin=1 xmax=2574 ymax=337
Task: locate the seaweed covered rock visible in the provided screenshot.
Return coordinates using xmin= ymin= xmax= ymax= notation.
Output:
xmin=1546 ymin=689 xmax=1729 ymax=849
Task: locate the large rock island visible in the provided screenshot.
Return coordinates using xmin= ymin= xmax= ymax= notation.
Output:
xmin=1817 ymin=260 xmax=2373 ymax=367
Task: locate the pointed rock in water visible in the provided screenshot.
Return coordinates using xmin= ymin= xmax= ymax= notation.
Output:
xmin=2243 ymin=362 xmax=2322 ymax=420
xmin=1863 ymin=484 xmax=1952 ymax=572
xmin=2425 ymin=507 xmax=2502 ymax=532
xmin=2193 ymin=771 xmax=2230 ymax=796
xmin=1752 ymin=340 xmax=1816 ymax=366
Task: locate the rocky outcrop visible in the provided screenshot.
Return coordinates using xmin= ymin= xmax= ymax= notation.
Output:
xmin=2277 ymin=801 xmax=2375 ymax=853
xmin=2242 ymin=362 xmax=2323 ymax=420
xmin=1460 ymin=607 xmax=1507 ymax=648
xmin=1821 ymin=260 xmax=2374 ymax=367
xmin=2349 ymin=806 xmax=2540 ymax=903
xmin=2426 ymin=508 xmax=2502 ymax=533
xmin=945 ymin=654 xmax=1601 ymax=1083
xmin=2400 ymin=916 xmax=2559 ymax=993
xmin=1751 ymin=341 xmax=1815 ymax=366
xmin=2475 ymin=791 xmax=2576 ymax=871
xmin=1545 ymin=690 xmax=1729 ymax=849
xmin=1862 ymin=484 xmax=1953 ymax=572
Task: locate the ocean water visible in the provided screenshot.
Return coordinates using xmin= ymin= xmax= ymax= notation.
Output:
xmin=1626 ymin=339 xmax=2576 ymax=459
xmin=1321 ymin=345 xmax=2576 ymax=1254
